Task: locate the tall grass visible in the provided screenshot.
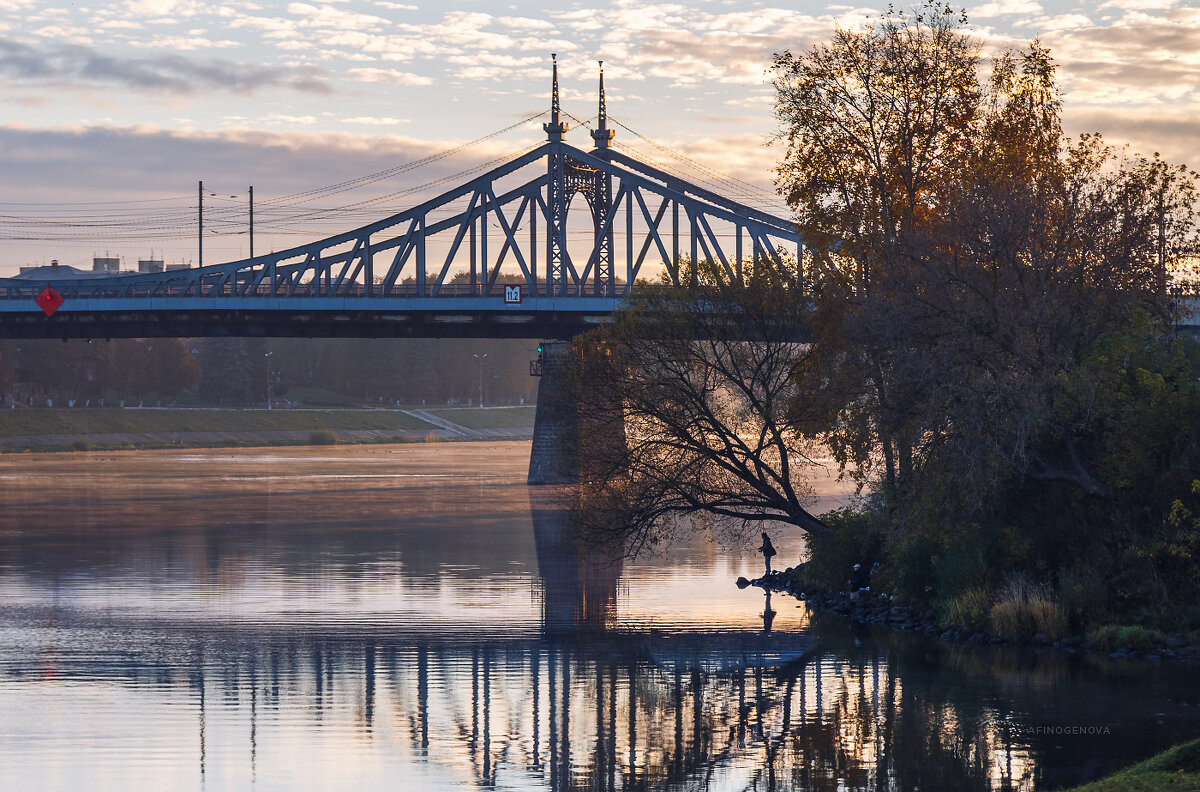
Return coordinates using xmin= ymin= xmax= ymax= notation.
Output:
xmin=989 ymin=575 xmax=1067 ymax=641
xmin=940 ymin=587 xmax=991 ymax=628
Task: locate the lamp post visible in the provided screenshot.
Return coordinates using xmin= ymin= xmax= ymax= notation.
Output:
xmin=473 ymin=352 xmax=487 ymax=408
xmin=264 ymin=351 xmax=273 ymax=410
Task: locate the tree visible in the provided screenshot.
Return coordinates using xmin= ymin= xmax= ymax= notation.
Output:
xmin=772 ymin=4 xmax=986 ymax=502
xmin=572 ymin=260 xmax=832 ymax=555
xmin=566 ymin=7 xmax=1199 ymax=615
xmin=772 ymin=3 xmax=980 ymax=294
xmin=767 ymin=8 xmax=1200 ymax=622
xmin=774 ymin=10 xmax=1199 ymax=520
xmin=197 ymin=338 xmax=255 ymax=405
xmin=150 ymin=338 xmax=201 ymax=400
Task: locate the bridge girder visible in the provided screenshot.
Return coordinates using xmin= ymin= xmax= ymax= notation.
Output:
xmin=0 ymin=138 xmax=808 ymax=339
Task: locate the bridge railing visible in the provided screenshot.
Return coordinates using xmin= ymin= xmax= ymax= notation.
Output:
xmin=0 ymin=279 xmax=627 ymax=302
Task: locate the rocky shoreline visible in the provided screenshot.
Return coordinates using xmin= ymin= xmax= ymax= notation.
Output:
xmin=738 ymin=565 xmax=1200 ymax=662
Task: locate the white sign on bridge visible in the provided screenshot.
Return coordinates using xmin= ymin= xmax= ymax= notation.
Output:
xmin=504 ymin=285 xmax=522 ymax=304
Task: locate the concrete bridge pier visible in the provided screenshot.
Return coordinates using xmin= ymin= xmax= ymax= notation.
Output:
xmin=528 ymin=341 xmax=579 ymax=484
xmin=527 ymin=339 xmax=628 ymax=485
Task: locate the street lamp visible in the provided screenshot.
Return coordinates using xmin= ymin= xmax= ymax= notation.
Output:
xmin=265 ymin=351 xmax=273 ymax=410
xmin=473 ymin=352 xmax=488 ymax=408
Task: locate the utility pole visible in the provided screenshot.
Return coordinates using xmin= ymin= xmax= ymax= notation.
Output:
xmin=249 ymin=185 xmax=254 ymax=259
xmin=265 ymin=351 xmax=273 ymax=410
xmin=198 ymin=180 xmax=203 ymax=268
xmin=1157 ymin=182 xmax=1168 ymax=297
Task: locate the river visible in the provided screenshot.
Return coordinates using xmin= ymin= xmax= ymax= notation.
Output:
xmin=0 ymin=442 xmax=1196 ymax=791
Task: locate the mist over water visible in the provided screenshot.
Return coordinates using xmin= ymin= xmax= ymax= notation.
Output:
xmin=0 ymin=443 xmax=1196 ymax=791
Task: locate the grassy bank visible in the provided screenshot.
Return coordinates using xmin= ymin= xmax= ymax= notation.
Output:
xmin=0 ymin=406 xmax=536 ymax=453
xmin=427 ymin=406 xmax=536 ymax=429
xmin=0 ymin=408 xmax=432 ymax=436
xmin=1061 ymin=738 xmax=1200 ymax=791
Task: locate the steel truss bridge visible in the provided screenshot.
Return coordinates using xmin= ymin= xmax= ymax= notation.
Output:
xmin=0 ymin=57 xmax=805 ymax=341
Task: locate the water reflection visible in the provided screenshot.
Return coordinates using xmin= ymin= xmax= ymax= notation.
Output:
xmin=531 ymin=486 xmax=623 ymax=633
xmin=12 ymin=624 xmax=1191 ymax=791
xmin=0 ymin=445 xmax=1197 ymax=791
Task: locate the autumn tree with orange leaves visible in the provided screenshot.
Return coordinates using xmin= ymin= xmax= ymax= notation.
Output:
xmin=575 ymin=4 xmax=1200 ymax=628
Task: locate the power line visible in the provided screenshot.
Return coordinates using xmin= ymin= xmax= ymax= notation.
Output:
xmin=0 ymin=116 xmax=550 ymax=244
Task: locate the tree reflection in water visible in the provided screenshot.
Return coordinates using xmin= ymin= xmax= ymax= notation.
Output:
xmin=1 ymin=449 xmax=1196 ymax=791
xmin=149 ymin=629 xmax=1050 ymax=790
xmin=166 ymin=500 xmax=1047 ymax=790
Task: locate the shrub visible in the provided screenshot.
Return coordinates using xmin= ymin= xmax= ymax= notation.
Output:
xmin=1087 ymin=624 xmax=1164 ymax=651
xmin=990 ymin=599 xmax=1033 ymax=641
xmin=1027 ymin=597 xmax=1068 ymax=639
xmin=887 ymin=530 xmax=944 ymax=602
xmin=308 ymin=429 xmax=338 ymax=445
xmin=940 ymin=587 xmax=991 ymax=628
xmin=989 ymin=575 xmax=1067 ymax=641
xmin=72 ymin=438 xmax=94 ymax=451
xmin=803 ymin=506 xmax=884 ymax=591
xmin=1058 ymin=567 xmax=1108 ymax=631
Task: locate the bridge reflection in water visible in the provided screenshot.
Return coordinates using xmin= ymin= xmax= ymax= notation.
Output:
xmin=1 ymin=447 xmax=1194 ymax=791
xmin=170 ymin=617 xmax=1046 ymax=791
xmin=21 ymin=510 xmax=1045 ymax=792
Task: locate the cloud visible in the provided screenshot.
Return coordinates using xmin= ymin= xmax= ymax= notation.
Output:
xmin=98 ymin=20 xmax=146 ymax=30
xmin=970 ymin=0 xmax=1043 ymax=19
xmin=1038 ymin=14 xmax=1200 ymax=108
xmin=342 ymin=116 xmax=411 ymax=125
xmin=0 ymin=123 xmax=538 ymax=271
xmin=495 ymin=16 xmax=556 ymax=30
xmin=1098 ymin=0 xmax=1178 ymax=10
xmin=1065 ymin=107 xmax=1200 ymax=168
xmin=548 ymin=4 xmax=836 ymax=88
xmin=122 ymin=0 xmax=207 ymax=19
xmin=261 ymin=113 xmax=320 ymax=125
xmin=0 ymin=37 xmax=332 ymax=94
xmin=346 ymin=67 xmax=432 ymax=85
xmin=285 ymin=2 xmax=390 ymax=31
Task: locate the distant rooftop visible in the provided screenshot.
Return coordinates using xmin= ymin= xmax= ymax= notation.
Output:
xmin=13 ymin=264 xmax=106 ymax=280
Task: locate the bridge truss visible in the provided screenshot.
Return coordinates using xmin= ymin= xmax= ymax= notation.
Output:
xmin=0 ymin=57 xmax=806 ymax=339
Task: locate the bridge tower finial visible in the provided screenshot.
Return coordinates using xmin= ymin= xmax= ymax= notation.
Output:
xmin=591 ymin=61 xmax=615 ymax=149
xmin=543 ymin=53 xmax=568 ymax=142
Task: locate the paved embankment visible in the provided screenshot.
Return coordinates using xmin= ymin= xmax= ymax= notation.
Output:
xmin=402 ymin=409 xmax=483 ymax=437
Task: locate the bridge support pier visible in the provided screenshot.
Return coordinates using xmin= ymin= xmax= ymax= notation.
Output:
xmin=527 ymin=339 xmax=628 ymax=485
xmin=528 ymin=341 xmax=579 ymax=484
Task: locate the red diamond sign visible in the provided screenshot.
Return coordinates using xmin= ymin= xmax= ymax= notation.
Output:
xmin=35 ymin=285 xmax=64 ymax=317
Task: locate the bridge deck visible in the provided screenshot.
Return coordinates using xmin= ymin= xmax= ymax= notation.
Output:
xmin=0 ymin=295 xmax=625 ymax=339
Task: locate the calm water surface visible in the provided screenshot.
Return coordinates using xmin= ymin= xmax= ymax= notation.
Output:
xmin=0 ymin=442 xmax=1197 ymax=791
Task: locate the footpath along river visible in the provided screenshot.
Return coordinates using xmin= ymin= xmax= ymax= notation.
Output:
xmin=0 ymin=442 xmax=1197 ymax=791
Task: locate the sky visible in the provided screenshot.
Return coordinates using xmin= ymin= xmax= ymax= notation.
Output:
xmin=1 ymin=0 xmax=1197 ymax=274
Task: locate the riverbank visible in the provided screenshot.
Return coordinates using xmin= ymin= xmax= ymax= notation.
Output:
xmin=1061 ymin=738 xmax=1200 ymax=791
xmin=743 ymin=565 xmax=1200 ymax=662
xmin=0 ymin=406 xmax=534 ymax=452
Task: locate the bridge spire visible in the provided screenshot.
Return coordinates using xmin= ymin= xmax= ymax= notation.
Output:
xmin=590 ymin=61 xmax=614 ymax=149
xmin=543 ymin=53 xmax=568 ymax=142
